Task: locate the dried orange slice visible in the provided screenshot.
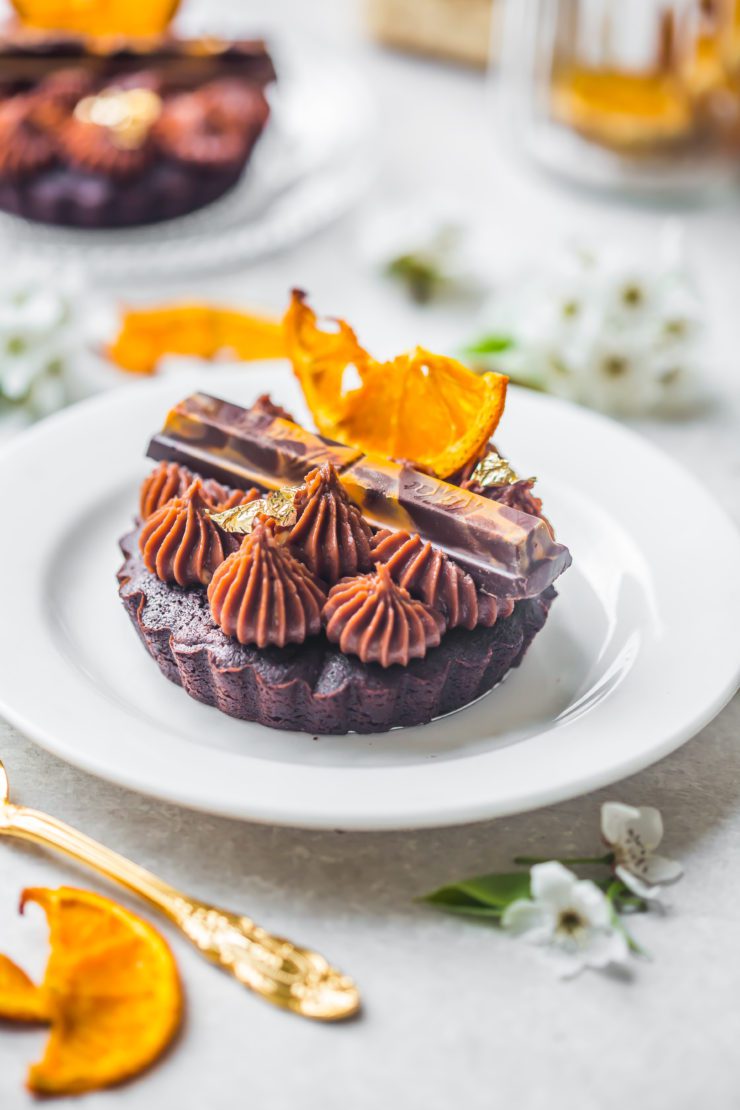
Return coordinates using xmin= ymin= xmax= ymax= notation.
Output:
xmin=108 ymin=303 xmax=286 ymax=375
xmin=0 ymin=953 xmax=49 ymax=1023
xmin=17 ymin=887 xmax=182 ymax=1096
xmin=283 ymin=291 xmax=508 ymax=479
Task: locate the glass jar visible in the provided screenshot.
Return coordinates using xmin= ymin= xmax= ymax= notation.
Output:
xmin=494 ymin=0 xmax=740 ymax=197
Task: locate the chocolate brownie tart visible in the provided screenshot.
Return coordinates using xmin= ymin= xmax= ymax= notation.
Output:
xmin=117 ymin=393 xmax=571 ymax=735
xmin=0 ymin=31 xmax=275 ymax=228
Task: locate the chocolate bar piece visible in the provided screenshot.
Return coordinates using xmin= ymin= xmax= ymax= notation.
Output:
xmin=0 ymin=31 xmax=276 ymax=95
xmin=339 ymin=457 xmax=569 ymax=597
xmin=148 ymin=393 xmax=362 ymax=490
xmin=147 ymin=393 xmax=571 ymax=599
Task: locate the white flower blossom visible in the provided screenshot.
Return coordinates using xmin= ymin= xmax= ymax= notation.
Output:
xmin=601 ymin=803 xmax=683 ymax=901
xmin=471 ymin=234 xmax=704 ymax=417
xmin=501 ymin=861 xmax=629 ymax=978
xmin=0 ymin=261 xmax=85 ymax=425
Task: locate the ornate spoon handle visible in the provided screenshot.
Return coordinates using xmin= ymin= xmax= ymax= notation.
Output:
xmin=0 ymin=801 xmax=359 ymax=1021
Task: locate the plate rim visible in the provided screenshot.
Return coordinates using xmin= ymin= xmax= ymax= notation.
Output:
xmin=0 ymin=370 xmax=738 ymax=829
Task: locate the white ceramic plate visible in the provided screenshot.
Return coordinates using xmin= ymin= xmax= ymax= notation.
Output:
xmin=0 ymin=366 xmax=737 ymax=829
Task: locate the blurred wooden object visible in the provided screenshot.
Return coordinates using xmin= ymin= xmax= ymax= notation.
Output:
xmin=366 ymin=0 xmax=494 ymax=68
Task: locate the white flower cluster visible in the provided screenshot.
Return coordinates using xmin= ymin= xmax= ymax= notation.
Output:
xmin=0 ymin=262 xmax=84 ymax=425
xmin=502 ymin=803 xmax=682 ymax=978
xmin=474 ymin=239 xmax=705 ymax=417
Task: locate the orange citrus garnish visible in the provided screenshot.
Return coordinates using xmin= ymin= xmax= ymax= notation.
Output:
xmin=0 ymin=953 xmax=49 ymax=1023
xmin=108 ymin=303 xmax=286 ymax=375
xmin=283 ymin=290 xmax=508 ymax=480
xmin=10 ymin=0 xmax=180 ymax=36
xmin=0 ymin=887 xmax=182 ymax=1096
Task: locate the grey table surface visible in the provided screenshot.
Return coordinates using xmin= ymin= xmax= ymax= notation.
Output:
xmin=1 ymin=2 xmax=739 ymax=1108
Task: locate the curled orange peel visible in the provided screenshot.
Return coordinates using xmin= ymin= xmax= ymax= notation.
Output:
xmin=283 ymin=289 xmax=508 ymax=480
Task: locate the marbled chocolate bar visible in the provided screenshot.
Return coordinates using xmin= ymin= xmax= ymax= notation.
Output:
xmin=148 ymin=393 xmax=362 ymax=491
xmin=147 ymin=393 xmax=571 ymax=598
xmin=339 ymin=457 xmax=570 ymax=597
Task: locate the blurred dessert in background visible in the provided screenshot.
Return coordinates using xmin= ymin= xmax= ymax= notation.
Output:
xmin=0 ymin=31 xmax=275 ymax=228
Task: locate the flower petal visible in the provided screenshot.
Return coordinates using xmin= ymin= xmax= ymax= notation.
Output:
xmin=501 ymin=900 xmax=555 ymax=945
xmin=615 ymin=861 xmax=680 ymax=904
xmin=628 ymin=806 xmax=664 ymax=851
xmin=582 ymin=928 xmax=630 ymax=971
xmin=642 ymin=853 xmax=683 ymax=884
xmin=570 ymin=879 xmax=612 ymax=929
xmin=529 ymin=861 xmax=578 ymax=909
xmin=601 ymin=801 xmax=640 ymax=846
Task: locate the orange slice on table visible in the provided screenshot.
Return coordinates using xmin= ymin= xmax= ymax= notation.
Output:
xmin=108 ymin=303 xmax=286 ymax=375
xmin=283 ymin=290 xmax=508 ymax=479
xmin=0 ymin=887 xmax=182 ymax=1096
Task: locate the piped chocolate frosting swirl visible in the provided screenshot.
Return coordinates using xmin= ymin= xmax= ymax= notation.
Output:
xmin=153 ymin=81 xmax=265 ymax=169
xmin=139 ymin=479 xmax=226 ymax=587
xmin=0 ymin=96 xmax=56 ymax=178
xmin=208 ymin=517 xmax=326 ymax=648
xmin=140 ymin=460 xmax=258 ymax=519
xmin=370 ymin=529 xmax=516 ymax=629
xmin=60 ymin=112 xmax=154 ymax=179
xmin=371 ymin=528 xmax=482 ymax=630
xmin=288 ymin=463 xmax=373 ymax=584
xmin=323 ymin=563 xmax=445 ymax=668
xmin=251 ymin=392 xmax=295 ymax=423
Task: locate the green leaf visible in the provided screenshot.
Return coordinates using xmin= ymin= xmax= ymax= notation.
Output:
xmin=464 ymin=334 xmax=514 ymax=356
xmin=599 ymin=877 xmax=648 ymax=915
xmin=422 ymin=898 xmax=503 ymax=919
xmin=386 ymin=254 xmax=445 ymax=305
xmin=514 ymin=853 xmax=613 ymax=867
xmin=422 ymin=871 xmax=531 ymax=915
xmin=605 ymin=880 xmax=649 ymax=957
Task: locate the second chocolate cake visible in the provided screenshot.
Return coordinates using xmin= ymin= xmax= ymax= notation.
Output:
xmin=0 ymin=32 xmax=275 ymax=228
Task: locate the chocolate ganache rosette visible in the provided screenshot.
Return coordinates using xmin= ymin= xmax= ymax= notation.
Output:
xmin=139 ymin=480 xmax=227 ymax=588
xmin=323 ymin=564 xmax=445 ymax=667
xmin=208 ymin=517 xmax=325 ymax=648
xmin=118 ymin=314 xmax=571 ymax=734
xmin=0 ymin=96 xmax=56 ymax=178
xmin=140 ymin=460 xmax=258 ymax=520
xmin=288 ymin=463 xmax=373 ymax=584
xmin=370 ymin=528 xmax=513 ymax=630
xmin=59 ymin=87 xmax=159 ymax=179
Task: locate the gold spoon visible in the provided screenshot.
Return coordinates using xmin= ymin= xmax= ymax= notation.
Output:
xmin=0 ymin=760 xmax=359 ymax=1022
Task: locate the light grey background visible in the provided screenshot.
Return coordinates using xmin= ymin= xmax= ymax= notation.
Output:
xmin=1 ymin=1 xmax=739 ymax=1107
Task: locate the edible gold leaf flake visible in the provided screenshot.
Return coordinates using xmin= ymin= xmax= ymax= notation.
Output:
xmin=470 ymin=452 xmax=533 ymax=489
xmin=209 ymin=486 xmax=300 ymax=533
xmin=74 ymin=87 xmax=162 ymax=150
